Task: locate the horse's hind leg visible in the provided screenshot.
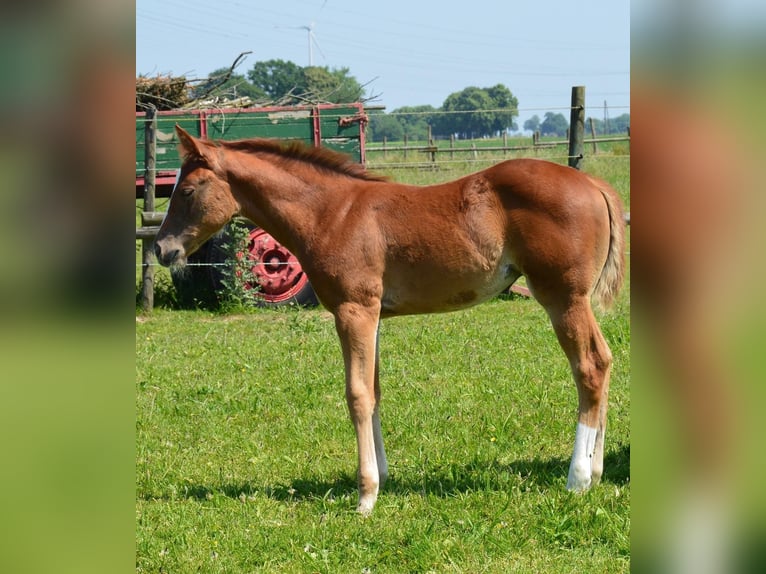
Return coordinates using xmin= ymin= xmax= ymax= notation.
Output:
xmin=591 ymin=381 xmax=610 ymax=484
xmin=544 ymin=296 xmax=613 ymax=491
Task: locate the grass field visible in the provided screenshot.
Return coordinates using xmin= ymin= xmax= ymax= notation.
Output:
xmin=136 ymin=152 xmax=630 ymax=572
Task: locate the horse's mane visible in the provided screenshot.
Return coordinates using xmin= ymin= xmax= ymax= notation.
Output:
xmin=217 ymin=138 xmax=388 ymax=182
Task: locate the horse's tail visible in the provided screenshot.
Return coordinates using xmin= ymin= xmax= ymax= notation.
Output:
xmin=591 ymin=178 xmax=626 ymax=310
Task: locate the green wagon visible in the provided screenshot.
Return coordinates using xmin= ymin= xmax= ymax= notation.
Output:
xmin=136 ymin=103 xmax=369 ymax=307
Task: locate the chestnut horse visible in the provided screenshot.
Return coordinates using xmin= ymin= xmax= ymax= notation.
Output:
xmin=155 ymin=125 xmax=626 ymax=515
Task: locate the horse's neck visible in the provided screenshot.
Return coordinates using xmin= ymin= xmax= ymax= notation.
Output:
xmin=228 ymin=155 xmax=351 ymax=251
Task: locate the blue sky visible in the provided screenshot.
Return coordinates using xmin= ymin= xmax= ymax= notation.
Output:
xmin=136 ymin=0 xmax=630 ymax=125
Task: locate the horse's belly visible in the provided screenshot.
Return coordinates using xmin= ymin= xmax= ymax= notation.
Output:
xmin=381 ymin=258 xmax=521 ymax=316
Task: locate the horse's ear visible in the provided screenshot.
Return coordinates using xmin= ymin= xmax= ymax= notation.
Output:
xmin=175 ymin=124 xmax=220 ymax=170
xmin=175 ymin=124 xmax=203 ymax=158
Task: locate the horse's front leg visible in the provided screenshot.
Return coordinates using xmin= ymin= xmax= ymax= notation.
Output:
xmin=334 ymin=301 xmax=382 ymax=515
xmin=372 ymin=327 xmax=389 ymax=489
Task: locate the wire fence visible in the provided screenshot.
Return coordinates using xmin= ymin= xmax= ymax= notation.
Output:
xmin=136 ymin=101 xmax=630 ymax=175
xmin=139 ymin=104 xmax=630 ymax=122
xmin=137 ymin=89 xmax=630 ymax=310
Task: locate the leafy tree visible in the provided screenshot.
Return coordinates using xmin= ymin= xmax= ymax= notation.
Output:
xmin=438 ymin=87 xmax=494 ymax=139
xmin=539 ymin=111 xmax=569 ymax=137
xmin=247 ymin=59 xmax=304 ymax=101
xmin=191 ymin=67 xmax=265 ymax=101
xmin=303 ymin=66 xmax=364 ymax=103
xmin=247 ymin=59 xmax=364 ymax=104
xmin=485 ymin=84 xmax=519 ymax=133
xmin=436 ymin=85 xmax=518 ymax=139
xmin=523 ymin=115 xmax=541 ymax=133
xmin=392 ymin=105 xmax=438 ymax=140
xmin=585 ymin=113 xmax=630 ymax=135
xmin=610 ymin=113 xmax=630 ymax=134
xmin=366 ymin=105 xmax=439 ymax=142
xmin=367 ymin=111 xmax=404 ymax=141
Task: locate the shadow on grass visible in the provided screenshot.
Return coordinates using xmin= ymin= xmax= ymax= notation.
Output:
xmin=389 ymin=442 xmax=629 ymax=495
xmin=179 ymin=475 xmax=359 ymax=503
xmin=150 ymin=444 xmax=629 ymax=503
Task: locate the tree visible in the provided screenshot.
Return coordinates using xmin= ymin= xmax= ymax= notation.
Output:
xmin=585 ymin=113 xmax=630 ymax=135
xmin=247 ymin=59 xmax=365 ymax=104
xmin=247 ymin=59 xmax=304 ymax=101
xmin=539 ymin=112 xmax=569 ymax=137
xmin=436 ymin=85 xmax=518 ymax=139
xmin=437 ymin=87 xmax=491 ymax=138
xmin=303 ymin=66 xmax=364 ymax=103
xmin=191 ymin=67 xmax=265 ymax=102
xmin=366 ymin=105 xmax=439 ymax=142
xmin=610 ymin=113 xmax=630 ymax=134
xmin=485 ymin=84 xmax=519 ymax=133
xmin=392 ymin=105 xmax=438 ymax=140
xmin=367 ymin=111 xmax=404 ymax=141
xmin=523 ymin=115 xmax=541 ymax=133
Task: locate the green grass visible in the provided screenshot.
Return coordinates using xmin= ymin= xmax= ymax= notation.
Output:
xmin=137 ymin=155 xmax=630 ymax=572
xmin=136 ymin=293 xmax=629 ymax=572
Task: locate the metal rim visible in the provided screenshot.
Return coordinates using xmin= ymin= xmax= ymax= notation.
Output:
xmin=245 ymin=228 xmax=310 ymax=303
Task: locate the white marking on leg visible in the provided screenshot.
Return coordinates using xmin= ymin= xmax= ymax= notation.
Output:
xmin=567 ymin=422 xmax=598 ymax=491
xmin=356 ymin=422 xmax=379 ymax=516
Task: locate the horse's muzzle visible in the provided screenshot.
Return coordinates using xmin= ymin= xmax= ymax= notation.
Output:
xmin=154 ymin=241 xmax=182 ymax=267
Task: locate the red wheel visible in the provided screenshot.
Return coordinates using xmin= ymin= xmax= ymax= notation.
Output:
xmin=244 ymin=228 xmax=317 ymax=306
xmin=171 ymin=223 xmax=318 ymax=309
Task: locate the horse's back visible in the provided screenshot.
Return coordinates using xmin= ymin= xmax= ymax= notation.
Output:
xmin=485 ymin=159 xmax=611 ymax=217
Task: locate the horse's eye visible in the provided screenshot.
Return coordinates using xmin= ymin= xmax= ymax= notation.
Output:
xmin=181 ymin=187 xmax=194 ymax=197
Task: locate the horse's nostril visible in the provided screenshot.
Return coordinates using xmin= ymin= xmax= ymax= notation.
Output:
xmin=153 ymin=242 xmax=179 ymax=267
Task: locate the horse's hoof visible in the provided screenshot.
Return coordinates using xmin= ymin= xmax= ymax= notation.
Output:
xmin=356 ymin=496 xmax=376 ymax=516
xmin=566 ymin=465 xmax=593 ymax=492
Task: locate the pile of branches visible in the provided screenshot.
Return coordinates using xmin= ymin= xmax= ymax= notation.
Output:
xmin=136 ymin=74 xmax=190 ymax=111
xmin=137 ymin=52 xmax=254 ymax=112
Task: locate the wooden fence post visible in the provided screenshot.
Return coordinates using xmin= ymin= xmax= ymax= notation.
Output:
xmin=427 ymin=125 xmax=435 ymax=163
xmin=141 ymin=106 xmax=157 ymax=312
xmin=589 ymin=117 xmax=598 ymax=154
xmin=568 ymin=86 xmax=585 ymax=170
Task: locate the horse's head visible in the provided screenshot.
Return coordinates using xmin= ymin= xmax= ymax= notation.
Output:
xmin=154 ymin=125 xmax=240 ymax=267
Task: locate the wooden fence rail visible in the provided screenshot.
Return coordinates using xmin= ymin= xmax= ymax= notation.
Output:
xmin=366 ymin=136 xmax=629 ymax=156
